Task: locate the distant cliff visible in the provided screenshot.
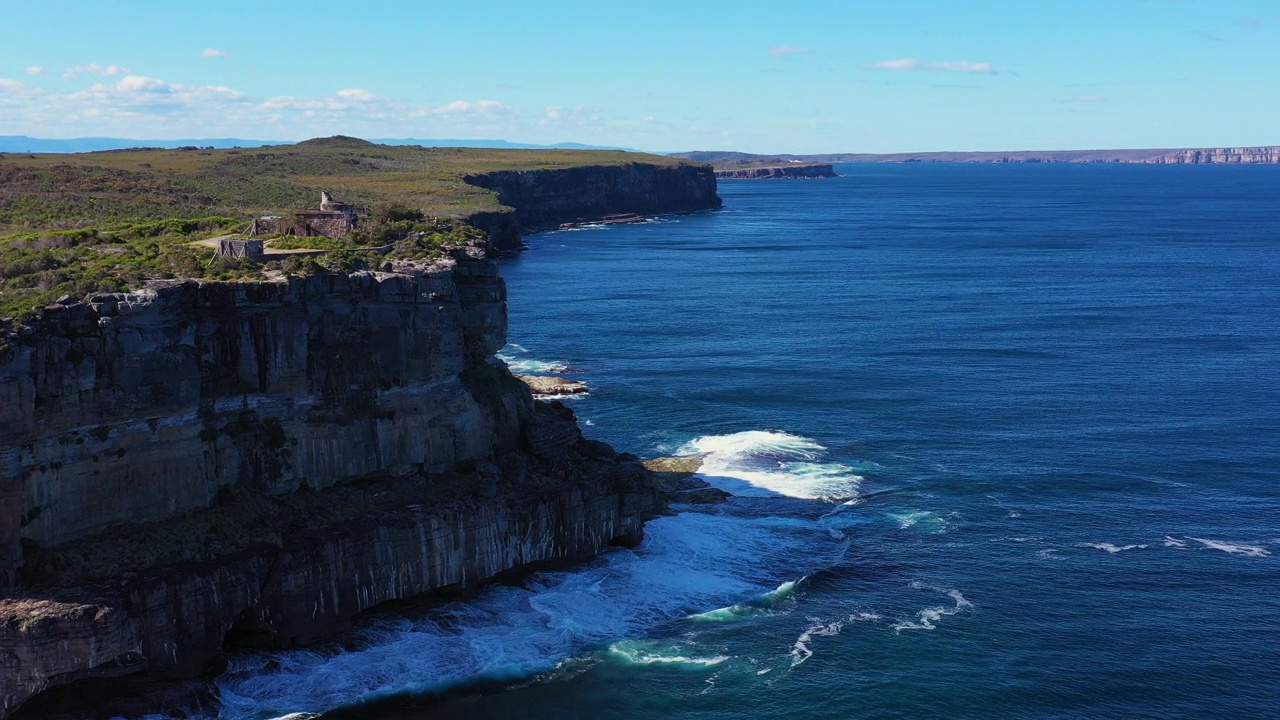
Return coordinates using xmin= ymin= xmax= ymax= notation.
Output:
xmin=673 ymin=146 xmax=1280 ymax=165
xmin=0 ymin=241 xmax=665 ymax=717
xmin=1138 ymin=147 xmax=1280 ymax=164
xmin=715 ymin=164 xmax=837 ymax=179
xmin=463 ymin=162 xmax=721 ymax=250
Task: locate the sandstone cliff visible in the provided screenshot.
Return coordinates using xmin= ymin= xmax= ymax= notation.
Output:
xmin=0 ymin=240 xmax=662 ymax=717
xmin=714 ymin=164 xmax=837 ymax=179
xmin=463 ymin=162 xmax=721 ymax=250
xmin=1139 ymin=146 xmax=1280 ymax=164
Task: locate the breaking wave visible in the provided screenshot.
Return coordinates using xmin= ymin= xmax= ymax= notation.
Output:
xmin=212 ymin=493 xmax=844 ymax=718
xmin=677 ymin=431 xmax=863 ymax=501
xmin=1186 ymin=537 xmax=1271 ymax=557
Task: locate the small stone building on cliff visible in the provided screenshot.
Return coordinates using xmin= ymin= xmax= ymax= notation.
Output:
xmin=249 ymin=192 xmax=368 ymax=237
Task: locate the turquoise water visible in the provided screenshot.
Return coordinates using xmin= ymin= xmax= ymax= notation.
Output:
xmin=216 ymin=164 xmax=1280 ymax=719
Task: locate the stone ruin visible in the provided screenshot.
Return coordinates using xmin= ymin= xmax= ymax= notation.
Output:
xmin=249 ymin=191 xmax=367 ymax=238
xmin=214 ymin=238 xmax=264 ymax=259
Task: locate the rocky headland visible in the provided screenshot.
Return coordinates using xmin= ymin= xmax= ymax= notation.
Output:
xmin=463 ymin=163 xmax=721 ymax=250
xmin=0 ymin=162 xmax=722 ymax=717
xmin=714 ymin=163 xmax=837 ymax=179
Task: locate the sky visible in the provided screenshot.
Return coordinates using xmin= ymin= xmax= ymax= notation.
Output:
xmin=2 ymin=0 xmax=1278 ymax=153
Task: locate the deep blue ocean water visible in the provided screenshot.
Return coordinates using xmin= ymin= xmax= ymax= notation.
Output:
xmin=216 ymin=164 xmax=1280 ymax=719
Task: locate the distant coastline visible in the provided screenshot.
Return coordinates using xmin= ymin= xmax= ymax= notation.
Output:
xmin=675 ymin=146 xmax=1280 ymax=165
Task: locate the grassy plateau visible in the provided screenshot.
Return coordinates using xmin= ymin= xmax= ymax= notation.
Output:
xmin=0 ymin=136 xmax=690 ymax=318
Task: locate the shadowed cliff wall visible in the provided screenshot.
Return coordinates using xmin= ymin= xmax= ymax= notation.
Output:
xmin=464 ymin=162 xmax=721 ymax=250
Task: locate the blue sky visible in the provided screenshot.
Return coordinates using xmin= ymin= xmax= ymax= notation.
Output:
xmin=2 ymin=0 xmax=1278 ymax=153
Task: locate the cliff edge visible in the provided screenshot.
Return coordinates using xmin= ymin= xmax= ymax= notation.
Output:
xmin=463 ymin=162 xmax=721 ymax=250
xmin=0 ymin=239 xmax=664 ymax=717
xmin=714 ymin=163 xmax=837 ymax=179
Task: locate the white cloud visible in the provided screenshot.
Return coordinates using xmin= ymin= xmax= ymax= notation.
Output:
xmin=62 ymin=63 xmax=129 ymax=80
xmin=24 ymin=66 xmax=46 ymax=75
xmin=769 ymin=45 xmax=812 ymax=59
xmin=1 ymin=67 xmax=556 ymax=144
xmin=437 ymin=100 xmax=474 ymax=114
xmin=433 ymin=99 xmax=510 ymax=116
xmin=864 ymin=58 xmax=1001 ymax=75
xmin=545 ymin=105 xmax=563 ymax=120
xmin=473 ymin=100 xmax=510 ymax=115
xmin=202 ymin=48 xmax=228 ymax=58
xmin=930 ymin=61 xmax=998 ymax=75
xmin=865 ymin=58 xmax=920 ymax=71
xmin=117 ymin=75 xmax=168 ymax=93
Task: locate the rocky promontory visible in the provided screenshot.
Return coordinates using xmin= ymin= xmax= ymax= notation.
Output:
xmin=0 ymin=236 xmax=678 ymax=716
xmin=714 ymin=163 xmax=837 ymax=179
xmin=463 ymin=162 xmax=722 ymax=250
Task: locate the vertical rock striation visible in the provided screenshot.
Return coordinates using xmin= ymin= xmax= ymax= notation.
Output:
xmin=0 ymin=238 xmax=663 ymax=717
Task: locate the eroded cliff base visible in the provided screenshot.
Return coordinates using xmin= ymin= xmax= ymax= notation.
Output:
xmin=3 ymin=399 xmax=666 ymax=718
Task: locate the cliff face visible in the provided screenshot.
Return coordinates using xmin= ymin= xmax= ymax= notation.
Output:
xmin=1 ymin=247 xmax=507 ymax=561
xmin=1141 ymin=146 xmax=1280 ymax=164
xmin=0 ymin=240 xmax=662 ymax=717
xmin=714 ymin=164 xmax=837 ymax=179
xmin=464 ymin=162 xmax=721 ymax=250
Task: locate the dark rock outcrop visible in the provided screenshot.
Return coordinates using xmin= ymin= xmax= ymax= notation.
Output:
xmin=464 ymin=162 xmax=721 ymax=251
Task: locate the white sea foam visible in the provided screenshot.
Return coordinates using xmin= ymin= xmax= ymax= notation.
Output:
xmin=499 ymin=356 xmax=572 ymax=375
xmin=532 ymin=391 xmax=589 ymax=401
xmin=1086 ymin=543 xmax=1148 ymax=554
xmin=687 ymin=579 xmax=801 ymax=623
xmin=1187 ymin=537 xmax=1271 ymax=557
xmin=1163 ymin=536 xmax=1188 ymax=548
xmin=608 ymin=640 xmax=727 ymax=668
xmin=214 ymin=510 xmax=833 ymax=719
xmin=888 ymin=510 xmax=950 ymax=533
xmin=677 ymin=431 xmax=862 ymax=501
xmin=892 ymin=582 xmax=974 ymax=633
xmin=790 ymin=620 xmax=844 ymax=667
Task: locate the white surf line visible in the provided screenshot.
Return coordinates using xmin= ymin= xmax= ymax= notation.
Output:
xmin=1186 ymin=537 xmax=1271 ymax=557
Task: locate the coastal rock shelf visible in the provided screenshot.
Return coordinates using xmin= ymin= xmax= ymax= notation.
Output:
xmin=0 ymin=238 xmax=669 ymax=717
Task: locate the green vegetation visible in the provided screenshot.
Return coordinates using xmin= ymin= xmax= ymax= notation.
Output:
xmin=0 ymin=136 xmax=698 ymax=318
xmin=0 ymin=136 xmax=686 ymax=233
xmin=0 ymin=217 xmax=258 ymax=318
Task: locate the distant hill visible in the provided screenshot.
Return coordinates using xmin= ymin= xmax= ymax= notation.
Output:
xmin=0 ymin=136 xmax=631 ymax=154
xmin=672 ymin=147 xmax=1280 ymax=165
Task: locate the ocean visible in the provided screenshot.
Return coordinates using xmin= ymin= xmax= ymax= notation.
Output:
xmin=213 ymin=163 xmax=1280 ymax=719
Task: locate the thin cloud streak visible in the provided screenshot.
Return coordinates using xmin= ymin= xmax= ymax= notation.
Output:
xmin=864 ymin=58 xmax=1002 ymax=75
xmin=62 ymin=63 xmax=128 ymax=80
